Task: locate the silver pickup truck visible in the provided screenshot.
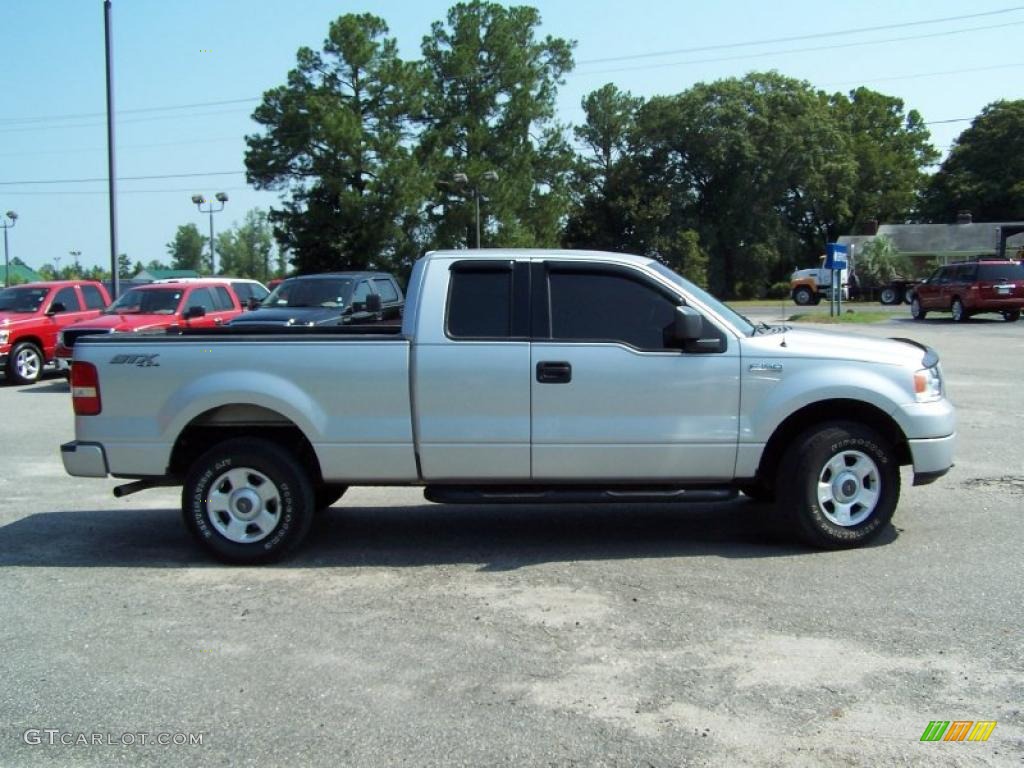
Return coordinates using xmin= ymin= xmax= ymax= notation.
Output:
xmin=62 ymin=249 xmax=956 ymax=563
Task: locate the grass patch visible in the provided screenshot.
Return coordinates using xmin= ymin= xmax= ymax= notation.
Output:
xmin=788 ymin=310 xmax=893 ymax=324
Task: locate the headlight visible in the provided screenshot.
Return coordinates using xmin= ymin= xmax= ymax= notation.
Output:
xmin=0 ymin=330 xmax=9 ymax=345
xmin=913 ymin=365 xmax=943 ymax=402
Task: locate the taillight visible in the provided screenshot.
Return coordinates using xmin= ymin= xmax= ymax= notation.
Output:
xmin=71 ymin=361 xmax=102 ymax=415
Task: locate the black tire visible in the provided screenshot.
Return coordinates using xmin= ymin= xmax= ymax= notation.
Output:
xmin=903 ymin=287 xmax=915 ymax=305
xmin=5 ymin=341 xmax=44 ymax=385
xmin=910 ymin=297 xmax=926 ymax=321
xmin=315 ymin=483 xmax=348 ymax=511
xmin=1002 ymin=310 xmax=1020 ymax=322
xmin=776 ymin=422 xmax=900 ymax=549
xmin=182 ymin=437 xmax=315 ymax=564
xmin=951 ymin=298 xmax=968 ymax=323
xmin=793 ymin=286 xmax=814 ymax=306
xmin=879 ymin=287 xmax=898 ymax=305
xmin=739 ymin=481 xmax=775 ymax=504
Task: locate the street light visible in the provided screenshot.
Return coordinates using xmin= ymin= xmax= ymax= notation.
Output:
xmin=69 ymin=250 xmax=82 ymax=277
xmin=444 ymin=171 xmax=499 ymax=249
xmin=191 ymin=192 xmax=228 ymax=274
xmin=1 ymin=211 xmax=17 ymax=287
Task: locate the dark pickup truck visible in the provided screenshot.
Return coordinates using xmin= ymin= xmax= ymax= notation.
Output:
xmin=229 ymin=272 xmax=404 ymax=328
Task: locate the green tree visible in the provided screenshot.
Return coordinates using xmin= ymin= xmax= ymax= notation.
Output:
xmin=217 ymin=209 xmax=277 ymax=281
xmin=246 ymin=13 xmax=428 ymax=274
xmin=856 ymin=235 xmax=910 ymax=287
xmin=166 ymin=223 xmax=207 ymax=273
xmin=37 ymin=263 xmax=57 ymax=281
xmin=145 ymin=259 xmax=171 ymax=272
xmin=922 ymin=99 xmax=1024 ymax=222
xmin=832 ymin=88 xmax=938 ymax=229
xmin=117 ymin=253 xmax=133 ymax=279
xmin=419 ymin=1 xmax=576 ymax=249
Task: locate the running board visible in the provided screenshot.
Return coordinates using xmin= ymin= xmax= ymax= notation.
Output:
xmin=424 ymin=485 xmax=737 ymax=505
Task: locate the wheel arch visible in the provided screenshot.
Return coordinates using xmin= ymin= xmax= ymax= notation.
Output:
xmin=168 ymin=404 xmax=324 ymax=486
xmin=754 ymin=398 xmax=911 ymax=488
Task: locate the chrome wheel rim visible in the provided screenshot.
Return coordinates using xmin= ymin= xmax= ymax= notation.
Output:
xmin=816 ymin=450 xmax=880 ymax=527
xmin=15 ymin=347 xmax=41 ymax=380
xmin=795 ymin=290 xmax=810 ymax=305
xmin=206 ymin=467 xmax=282 ymax=543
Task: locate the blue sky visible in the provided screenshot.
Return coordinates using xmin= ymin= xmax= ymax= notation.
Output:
xmin=2 ymin=0 xmax=1023 ymax=273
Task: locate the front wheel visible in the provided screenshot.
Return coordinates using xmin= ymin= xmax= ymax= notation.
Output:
xmin=776 ymin=422 xmax=900 ymax=549
xmin=793 ymin=286 xmax=815 ymax=306
xmin=910 ymin=297 xmax=926 ymax=320
xmin=182 ymin=438 xmax=315 ymax=564
xmin=5 ymin=341 xmax=44 ymax=385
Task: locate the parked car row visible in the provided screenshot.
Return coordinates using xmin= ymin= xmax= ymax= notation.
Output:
xmin=2 ymin=271 xmax=407 ymax=385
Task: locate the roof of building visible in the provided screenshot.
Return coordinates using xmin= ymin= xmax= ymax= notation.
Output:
xmin=839 ymin=222 xmax=1024 ymax=259
xmin=0 ymin=258 xmax=42 ymax=285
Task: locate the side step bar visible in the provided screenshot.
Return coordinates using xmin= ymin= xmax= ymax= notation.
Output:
xmin=424 ymin=485 xmax=737 ymax=505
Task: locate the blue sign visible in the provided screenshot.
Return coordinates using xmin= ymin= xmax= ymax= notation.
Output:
xmin=825 ymin=243 xmax=848 ymax=270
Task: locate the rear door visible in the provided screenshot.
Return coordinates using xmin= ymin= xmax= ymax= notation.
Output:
xmin=211 ymin=285 xmax=242 ymax=324
xmin=530 ymin=261 xmax=741 ymax=481
xmin=44 ymin=286 xmax=90 ymax=355
xmin=413 ymin=259 xmax=531 ymax=480
xmin=917 ymin=267 xmax=947 ymax=310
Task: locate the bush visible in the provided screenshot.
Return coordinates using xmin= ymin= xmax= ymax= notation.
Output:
xmin=766 ymin=281 xmax=792 ymax=299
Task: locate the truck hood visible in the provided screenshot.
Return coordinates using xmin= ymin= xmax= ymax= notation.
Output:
xmin=229 ymin=307 xmax=345 ymax=326
xmin=67 ymin=313 xmax=178 ymax=333
xmin=0 ymin=311 xmax=44 ymax=328
xmin=743 ymin=326 xmax=932 ymax=368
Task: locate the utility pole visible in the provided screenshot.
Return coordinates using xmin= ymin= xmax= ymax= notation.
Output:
xmin=191 ymin=193 xmax=228 ymax=273
xmin=104 ymin=0 xmax=119 ymax=298
xmin=1 ymin=211 xmax=16 ymax=287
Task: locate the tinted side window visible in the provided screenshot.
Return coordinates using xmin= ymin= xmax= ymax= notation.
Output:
xmin=187 ymin=288 xmax=217 ymax=312
xmin=978 ymin=263 xmax=1024 ymax=281
xmin=52 ymin=287 xmax=82 ymax=312
xmin=549 ymin=270 xmax=676 ymax=350
xmin=232 ymin=282 xmax=252 ymax=302
xmin=213 ymin=286 xmax=235 ymax=310
xmin=373 ymin=278 xmax=399 ymax=302
xmin=448 ymin=268 xmax=511 ymax=338
xmin=81 ymin=284 xmax=106 ymax=309
xmin=353 ymin=281 xmax=372 ymax=303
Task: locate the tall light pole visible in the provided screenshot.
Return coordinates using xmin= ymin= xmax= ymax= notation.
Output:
xmin=69 ymin=250 xmax=82 ymax=278
xmin=1 ymin=211 xmax=17 ymax=287
xmin=450 ymin=171 xmax=499 ymax=248
xmin=104 ymin=0 xmax=119 ymax=299
xmin=191 ymin=192 xmax=228 ymax=274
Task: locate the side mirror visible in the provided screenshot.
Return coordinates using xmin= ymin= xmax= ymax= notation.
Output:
xmin=183 ymin=305 xmax=206 ymax=320
xmin=365 ymin=293 xmax=382 ymax=313
xmin=247 ymin=297 xmax=261 ymax=311
xmin=46 ymin=302 xmax=67 ymax=316
xmin=671 ymin=305 xmax=703 ymax=344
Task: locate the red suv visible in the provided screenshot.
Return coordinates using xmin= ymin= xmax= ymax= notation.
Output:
xmin=0 ymin=281 xmax=111 ymax=384
xmin=911 ymin=260 xmax=1024 ymax=322
xmin=55 ymin=280 xmax=245 ymax=365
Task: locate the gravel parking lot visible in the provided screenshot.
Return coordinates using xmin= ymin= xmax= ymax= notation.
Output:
xmin=1 ymin=314 xmax=1021 ymax=767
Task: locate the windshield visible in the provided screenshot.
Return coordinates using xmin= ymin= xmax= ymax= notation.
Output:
xmin=648 ymin=262 xmax=756 ymax=336
xmin=261 ymin=277 xmax=354 ymax=309
xmin=104 ymin=287 xmax=184 ymax=315
xmin=0 ymin=286 xmax=49 ymax=313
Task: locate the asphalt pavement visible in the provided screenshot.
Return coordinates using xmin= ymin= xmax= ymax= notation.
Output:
xmin=0 ymin=312 xmax=1021 ymax=767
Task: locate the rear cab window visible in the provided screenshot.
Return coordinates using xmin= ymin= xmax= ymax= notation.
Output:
xmin=446 ymin=261 xmax=526 ymax=339
xmin=81 ymin=284 xmax=106 ymax=309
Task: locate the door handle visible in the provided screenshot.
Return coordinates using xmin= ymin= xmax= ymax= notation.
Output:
xmin=536 ymin=361 xmax=572 ymax=384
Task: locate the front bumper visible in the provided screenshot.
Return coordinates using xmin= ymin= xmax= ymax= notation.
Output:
xmin=61 ymin=441 xmax=109 ymax=478
xmin=909 ymin=432 xmax=956 ymax=485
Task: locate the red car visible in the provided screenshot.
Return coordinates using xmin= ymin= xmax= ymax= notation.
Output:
xmin=912 ymin=260 xmax=1024 ymax=322
xmin=0 ymin=280 xmax=111 ymax=385
xmin=56 ymin=280 xmax=245 ymax=365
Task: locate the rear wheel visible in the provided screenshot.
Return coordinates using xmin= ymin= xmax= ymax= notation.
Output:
xmin=776 ymin=422 xmax=900 ymax=549
xmin=879 ymin=287 xmax=898 ymax=305
xmin=951 ymin=298 xmax=968 ymax=323
xmin=910 ymin=297 xmax=926 ymax=320
xmin=182 ymin=438 xmax=315 ymax=564
xmin=1002 ymin=310 xmax=1020 ymax=322
xmin=5 ymin=341 xmax=44 ymax=385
